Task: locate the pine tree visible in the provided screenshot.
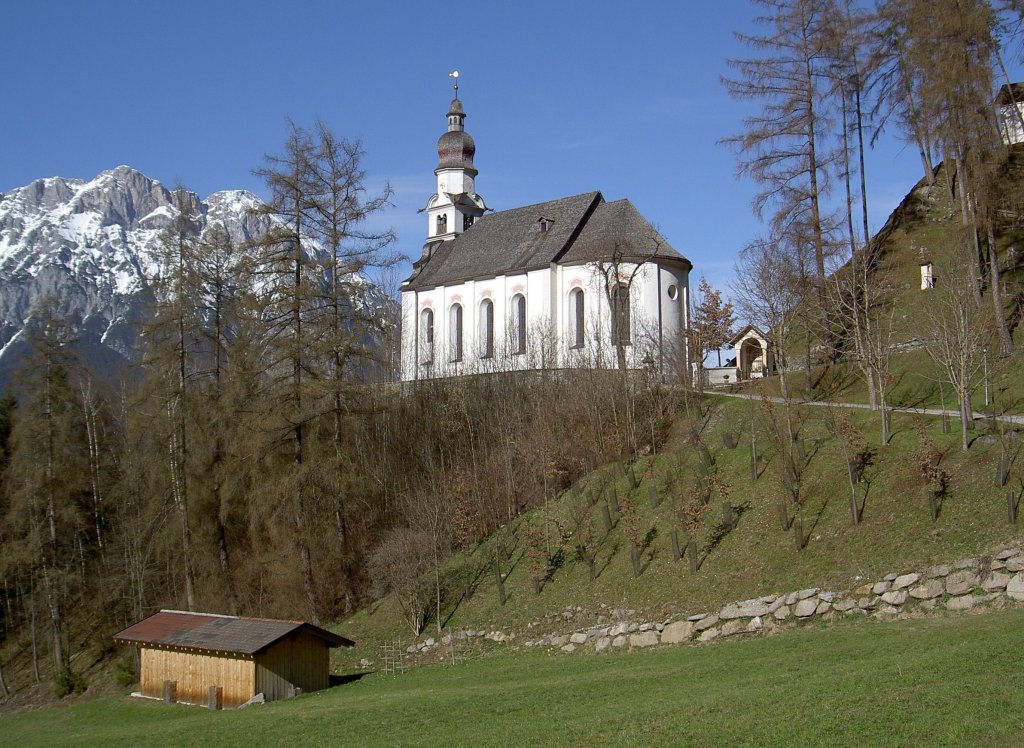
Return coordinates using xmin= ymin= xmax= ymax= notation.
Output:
xmin=723 ymin=0 xmax=839 ymax=360
xmin=2 ymin=301 xmax=88 ymax=693
xmin=874 ymin=0 xmax=1013 ymax=354
xmin=252 ymin=119 xmax=396 ymax=621
xmin=145 ymin=187 xmax=203 ymax=611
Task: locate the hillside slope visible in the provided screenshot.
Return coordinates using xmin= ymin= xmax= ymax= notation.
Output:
xmin=331 ymin=394 xmax=1023 ymax=672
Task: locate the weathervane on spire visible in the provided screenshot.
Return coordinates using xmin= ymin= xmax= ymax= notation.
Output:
xmin=449 ymin=70 xmax=459 ymax=98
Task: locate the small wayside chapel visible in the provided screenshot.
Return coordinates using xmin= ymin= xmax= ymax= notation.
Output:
xmin=698 ymin=324 xmax=776 ymax=388
xmin=400 ymin=78 xmax=692 ymax=381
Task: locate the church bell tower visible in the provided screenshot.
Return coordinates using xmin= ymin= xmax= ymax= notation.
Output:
xmin=424 ymin=71 xmax=487 ymax=242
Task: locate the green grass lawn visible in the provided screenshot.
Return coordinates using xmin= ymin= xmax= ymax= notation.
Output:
xmin=3 ymin=608 xmax=1023 ymax=747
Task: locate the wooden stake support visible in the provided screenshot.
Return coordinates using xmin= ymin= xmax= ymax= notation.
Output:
xmin=777 ymin=503 xmax=790 ymax=531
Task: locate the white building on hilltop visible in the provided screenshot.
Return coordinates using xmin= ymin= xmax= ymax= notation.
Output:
xmin=399 ymin=88 xmax=692 ymax=381
xmin=997 ymin=83 xmax=1024 ymax=145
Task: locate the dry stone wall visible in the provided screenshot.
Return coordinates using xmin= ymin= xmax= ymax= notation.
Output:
xmin=523 ymin=543 xmax=1024 ymax=653
xmin=399 ymin=542 xmax=1024 ymax=661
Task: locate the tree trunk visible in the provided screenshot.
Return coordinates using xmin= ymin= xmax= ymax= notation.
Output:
xmin=987 ymin=225 xmax=1014 ymax=356
xmin=866 ymin=365 xmax=877 ymax=410
xmin=293 ymin=474 xmax=318 ymax=624
xmin=917 ymin=144 xmax=935 ymax=185
xmin=877 ymin=374 xmax=890 ymax=445
xmin=434 ymin=556 xmax=443 ymax=635
xmin=955 ymin=158 xmax=985 ymax=307
xmin=846 ymin=457 xmax=860 ymax=525
xmin=29 ymin=578 xmax=40 ymax=684
xmin=854 ymin=83 xmax=871 ymax=249
xmin=804 ymin=48 xmax=830 ymax=361
xmin=959 ymin=389 xmax=972 ymax=451
xmin=41 ymin=566 xmax=64 ymax=675
xmin=167 ymin=401 xmax=196 ymax=612
xmin=215 ymin=521 xmax=238 ymax=616
xmin=778 ymin=354 xmax=790 ymax=401
xmin=81 ymin=384 xmax=104 ymax=550
xmin=804 ymin=330 xmax=813 ymax=398
xmin=494 ymin=555 xmax=506 ymax=606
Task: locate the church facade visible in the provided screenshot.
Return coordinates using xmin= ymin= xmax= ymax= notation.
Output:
xmin=399 ymin=92 xmax=692 ymax=381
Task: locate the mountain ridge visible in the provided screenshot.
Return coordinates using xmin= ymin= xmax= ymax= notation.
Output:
xmin=0 ymin=165 xmax=348 ymax=387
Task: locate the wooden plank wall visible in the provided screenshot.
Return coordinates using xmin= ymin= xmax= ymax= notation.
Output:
xmin=140 ymin=646 xmax=256 ymax=707
xmin=254 ymin=632 xmax=330 ymax=700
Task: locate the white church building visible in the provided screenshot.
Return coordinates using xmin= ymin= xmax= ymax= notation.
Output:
xmin=400 ymin=87 xmax=692 ymax=381
xmin=997 ymin=82 xmax=1024 ymax=145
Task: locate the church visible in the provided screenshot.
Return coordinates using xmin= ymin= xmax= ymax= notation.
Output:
xmin=399 ymin=83 xmax=692 ymax=381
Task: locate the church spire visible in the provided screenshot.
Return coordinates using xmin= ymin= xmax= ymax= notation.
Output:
xmin=424 ymin=74 xmax=487 ymax=242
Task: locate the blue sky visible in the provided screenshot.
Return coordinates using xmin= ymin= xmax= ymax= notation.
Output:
xmin=0 ymin=0 xmax=979 ymax=295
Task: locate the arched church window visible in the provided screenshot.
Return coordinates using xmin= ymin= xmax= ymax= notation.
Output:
xmin=436 ymin=213 xmax=448 ymax=235
xmin=569 ymin=288 xmax=585 ymax=349
xmin=479 ymin=299 xmax=494 ymax=358
xmin=464 ymin=214 xmax=474 ymax=231
xmin=420 ymin=308 xmax=434 ymax=364
xmin=449 ymin=303 xmax=463 ymax=363
xmin=610 ymin=284 xmax=631 ymax=346
xmin=511 ymin=294 xmax=527 ymax=354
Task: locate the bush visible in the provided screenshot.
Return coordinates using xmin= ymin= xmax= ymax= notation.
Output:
xmin=114 ymin=657 xmax=137 ymax=688
xmin=54 ymin=665 xmax=85 ymax=698
xmin=367 ymin=527 xmax=436 ymax=636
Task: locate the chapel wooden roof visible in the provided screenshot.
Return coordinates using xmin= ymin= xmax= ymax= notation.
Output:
xmin=113 ymin=610 xmax=354 ymax=655
xmin=727 ymin=324 xmax=769 ymax=347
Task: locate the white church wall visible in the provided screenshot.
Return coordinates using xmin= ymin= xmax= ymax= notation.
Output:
xmin=1000 ymin=103 xmax=1024 ymax=145
xmin=401 ymin=257 xmax=689 ymax=380
xmin=400 ymin=291 xmax=418 ymax=381
xmin=436 ymin=168 xmax=474 ymax=197
xmin=654 ymin=263 xmax=688 ymax=374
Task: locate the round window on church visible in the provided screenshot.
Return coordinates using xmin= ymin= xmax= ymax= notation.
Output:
xmin=667 ymin=285 xmax=678 ymax=301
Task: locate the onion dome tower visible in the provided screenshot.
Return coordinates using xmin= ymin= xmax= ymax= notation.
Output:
xmin=424 ymin=72 xmax=487 ymax=242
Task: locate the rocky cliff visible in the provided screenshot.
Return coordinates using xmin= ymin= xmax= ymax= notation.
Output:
xmin=0 ymin=165 xmax=387 ymax=387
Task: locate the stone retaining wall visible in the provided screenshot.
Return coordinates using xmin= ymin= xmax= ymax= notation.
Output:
xmin=398 ymin=542 xmax=1024 ymax=660
xmin=521 ymin=542 xmax=1024 ymax=654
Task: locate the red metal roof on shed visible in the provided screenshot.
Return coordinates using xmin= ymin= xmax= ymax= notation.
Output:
xmin=113 ymin=610 xmax=354 ymax=655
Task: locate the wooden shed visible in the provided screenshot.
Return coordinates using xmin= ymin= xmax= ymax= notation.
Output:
xmin=114 ymin=610 xmax=354 ymax=708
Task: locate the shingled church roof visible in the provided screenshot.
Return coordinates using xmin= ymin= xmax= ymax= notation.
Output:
xmin=403 ymin=191 xmax=690 ymax=291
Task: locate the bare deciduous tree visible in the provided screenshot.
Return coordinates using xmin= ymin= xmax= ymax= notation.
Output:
xmin=723 ymin=0 xmax=839 ymax=358
xmin=924 ymin=257 xmax=992 ymax=449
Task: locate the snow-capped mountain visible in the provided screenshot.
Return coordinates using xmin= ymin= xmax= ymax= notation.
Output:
xmin=0 ymin=165 xmax=390 ymax=388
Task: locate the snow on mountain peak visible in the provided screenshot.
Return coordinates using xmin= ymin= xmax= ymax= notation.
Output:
xmin=0 ymin=165 xmax=391 ymax=387
xmin=0 ymin=166 xmax=273 ymax=383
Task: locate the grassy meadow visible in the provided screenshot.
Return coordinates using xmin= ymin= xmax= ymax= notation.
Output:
xmin=3 ymin=607 xmax=1023 ymax=747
